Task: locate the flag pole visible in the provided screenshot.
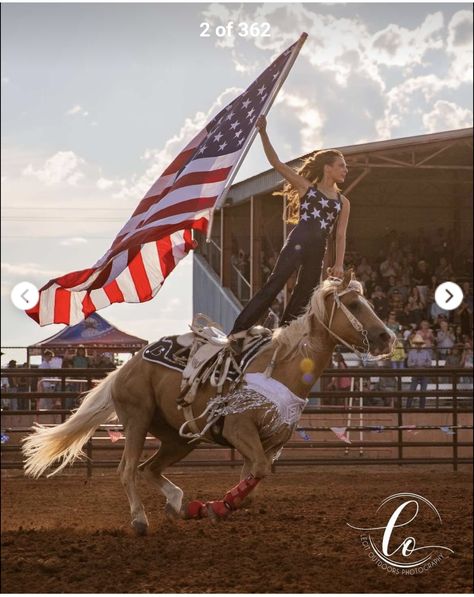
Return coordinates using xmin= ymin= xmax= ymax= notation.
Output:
xmin=205 ymin=32 xmax=308 ymax=242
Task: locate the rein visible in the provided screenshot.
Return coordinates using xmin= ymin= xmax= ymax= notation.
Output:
xmin=312 ymin=277 xmax=393 ymax=363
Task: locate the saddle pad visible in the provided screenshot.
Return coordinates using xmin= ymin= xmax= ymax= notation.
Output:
xmin=142 ymin=334 xmax=272 ymax=381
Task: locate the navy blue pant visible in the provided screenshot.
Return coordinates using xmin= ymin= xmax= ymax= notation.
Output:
xmin=230 ymin=224 xmax=326 ymax=334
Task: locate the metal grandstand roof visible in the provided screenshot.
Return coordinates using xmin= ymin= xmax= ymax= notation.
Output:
xmin=227 ymin=127 xmax=473 ymax=204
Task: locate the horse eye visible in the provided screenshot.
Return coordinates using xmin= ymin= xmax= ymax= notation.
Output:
xmin=347 ymin=302 xmax=359 ymax=311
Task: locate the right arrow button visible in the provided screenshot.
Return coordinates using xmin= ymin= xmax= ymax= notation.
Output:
xmin=435 ymin=282 xmax=463 ymax=311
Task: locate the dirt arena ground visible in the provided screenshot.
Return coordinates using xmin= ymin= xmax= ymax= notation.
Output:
xmin=1 ymin=466 xmax=472 ymax=593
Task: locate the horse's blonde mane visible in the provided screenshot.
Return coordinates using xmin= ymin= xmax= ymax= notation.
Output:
xmin=268 ymin=277 xmax=364 ymax=361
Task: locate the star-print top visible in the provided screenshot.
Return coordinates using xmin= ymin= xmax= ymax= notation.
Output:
xmin=298 ymin=185 xmax=342 ymax=237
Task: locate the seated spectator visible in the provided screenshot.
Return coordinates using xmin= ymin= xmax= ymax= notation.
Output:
xmin=412 ymin=260 xmax=431 ymax=306
xmin=393 ymin=273 xmax=410 ymax=303
xmin=390 ymin=334 xmax=406 ymax=369
xmin=405 ymin=295 xmax=424 ymax=327
xmin=16 ymin=363 xmax=31 ymax=410
xmin=388 ymin=291 xmax=404 ymax=319
xmin=462 ymin=281 xmax=473 ymax=312
xmin=399 ymin=255 xmax=414 ymax=280
xmin=461 ymin=340 xmax=473 ymax=369
xmin=417 ymin=320 xmax=435 ymax=349
xmin=454 ymin=299 xmax=473 ymax=338
xmin=430 ymin=293 xmax=450 ymax=322
xmin=399 ymin=303 xmax=416 ymax=328
xmin=364 ymin=271 xmax=380 ymax=297
xmin=371 ymin=286 xmax=389 ymax=320
xmin=384 ymin=275 xmax=398 ymax=295
xmin=386 ymin=311 xmax=402 ymax=335
xmin=2 ymin=360 xmax=19 ymax=411
xmin=72 ymin=346 xmax=89 ymax=368
xmin=406 ymin=334 xmax=432 ymax=409
xmin=37 ymin=350 xmax=58 ymax=409
xmin=436 ymin=320 xmax=455 ymax=359
xmin=93 ymin=353 xmax=116 ymax=369
xmin=445 ymin=345 xmax=462 ymax=368
xmin=380 ymin=255 xmax=400 ymax=280
xmin=356 ymin=256 xmax=373 ymax=282
xmin=435 ymin=256 xmax=454 ymax=282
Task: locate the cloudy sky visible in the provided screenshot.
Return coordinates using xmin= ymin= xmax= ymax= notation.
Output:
xmin=1 ymin=2 xmax=473 ymax=362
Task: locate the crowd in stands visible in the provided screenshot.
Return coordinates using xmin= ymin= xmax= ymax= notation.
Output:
xmin=232 ymin=227 xmax=473 ymax=367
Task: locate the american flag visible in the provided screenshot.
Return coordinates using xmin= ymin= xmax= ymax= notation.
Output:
xmin=27 ymin=35 xmax=306 ymax=326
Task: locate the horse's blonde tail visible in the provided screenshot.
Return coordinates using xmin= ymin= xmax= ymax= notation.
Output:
xmin=22 ymin=368 xmax=120 ymax=478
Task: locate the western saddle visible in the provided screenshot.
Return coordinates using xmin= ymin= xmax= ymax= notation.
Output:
xmin=175 ymin=313 xmax=271 ymax=410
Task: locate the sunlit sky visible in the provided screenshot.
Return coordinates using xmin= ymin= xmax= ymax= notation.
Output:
xmin=1 ymin=2 xmax=473 ymax=363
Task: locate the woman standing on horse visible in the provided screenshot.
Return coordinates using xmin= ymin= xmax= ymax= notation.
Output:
xmin=228 ymin=114 xmax=350 ymax=353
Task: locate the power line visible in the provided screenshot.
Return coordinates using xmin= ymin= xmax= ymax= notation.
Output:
xmin=3 ymin=235 xmax=113 ymax=239
xmin=2 ymin=207 xmax=132 ymax=211
xmin=3 ymin=217 xmax=125 ymax=222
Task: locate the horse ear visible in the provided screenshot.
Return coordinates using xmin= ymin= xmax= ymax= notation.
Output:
xmin=342 ymin=268 xmax=353 ymax=288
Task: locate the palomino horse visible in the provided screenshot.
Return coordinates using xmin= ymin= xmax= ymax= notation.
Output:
xmin=23 ymin=270 xmax=395 ymax=535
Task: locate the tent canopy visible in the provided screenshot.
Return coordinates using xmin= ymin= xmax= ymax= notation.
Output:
xmin=28 ymin=313 xmax=148 ymax=355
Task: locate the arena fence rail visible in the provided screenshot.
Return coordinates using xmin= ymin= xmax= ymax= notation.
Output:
xmin=1 ymin=367 xmax=472 ymax=474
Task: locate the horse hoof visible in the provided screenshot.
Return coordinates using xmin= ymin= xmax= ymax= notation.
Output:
xmin=132 ymin=520 xmax=148 ymax=536
xmin=165 ymin=502 xmax=181 ymax=521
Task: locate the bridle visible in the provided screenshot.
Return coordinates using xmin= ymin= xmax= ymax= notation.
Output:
xmin=304 ymin=277 xmax=395 ymax=363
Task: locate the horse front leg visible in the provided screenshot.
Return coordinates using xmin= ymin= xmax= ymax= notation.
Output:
xmin=183 ymin=413 xmax=269 ymax=521
xmin=117 ymin=420 xmax=150 ymax=536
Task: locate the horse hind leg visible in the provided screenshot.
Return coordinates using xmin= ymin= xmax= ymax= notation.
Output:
xmin=138 ymin=432 xmax=194 ymax=519
xmin=118 ymin=420 xmax=151 ymax=536
xmin=184 ymin=413 xmax=269 ymax=521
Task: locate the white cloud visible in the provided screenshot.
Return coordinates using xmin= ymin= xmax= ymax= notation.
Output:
xmin=96 ymin=177 xmax=126 ymax=191
xmin=1 ymin=262 xmax=63 ymax=279
xmin=201 ymin=5 xmax=472 ymax=142
xmin=277 ymin=90 xmax=325 ymax=153
xmin=446 ymin=10 xmax=473 ymax=83
xmin=96 ymin=177 xmax=114 ymax=190
xmin=370 ymin=12 xmax=444 ymax=67
xmin=22 ymin=151 xmax=85 ymax=186
xmin=114 ymin=86 xmax=242 ymax=201
xmin=375 ymin=73 xmax=470 ymax=138
xmin=66 ymin=104 xmax=89 ymax=117
xmin=59 ymin=237 xmax=88 ymax=247
xmin=1 ymin=262 xmax=63 ymax=296
xmin=422 ymin=100 xmax=473 ymax=132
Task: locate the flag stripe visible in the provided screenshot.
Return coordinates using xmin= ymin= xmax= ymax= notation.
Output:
xmin=128 ymin=249 xmax=153 ymax=301
xmin=54 ymin=288 xmax=71 ymax=324
xmin=157 ymin=234 xmax=175 ymax=279
xmin=28 ymin=37 xmax=301 ymax=326
xmin=104 ymin=280 xmax=125 ymax=304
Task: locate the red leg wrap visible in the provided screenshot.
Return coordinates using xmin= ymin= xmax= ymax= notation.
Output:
xmin=206 ymin=500 xmax=232 ymax=519
xmin=185 ymin=500 xmax=207 ymax=519
xmin=223 ymin=474 xmax=261 ymax=511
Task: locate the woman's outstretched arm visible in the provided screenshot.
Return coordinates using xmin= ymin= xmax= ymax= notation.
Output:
xmin=256 ymin=115 xmax=309 ymax=198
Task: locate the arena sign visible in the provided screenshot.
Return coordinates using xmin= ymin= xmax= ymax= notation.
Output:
xmin=347 ymin=492 xmax=454 ymax=575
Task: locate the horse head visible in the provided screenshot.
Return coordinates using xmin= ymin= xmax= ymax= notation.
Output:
xmin=310 ymin=269 xmax=396 ymax=361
